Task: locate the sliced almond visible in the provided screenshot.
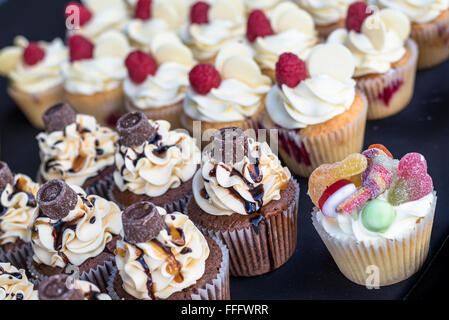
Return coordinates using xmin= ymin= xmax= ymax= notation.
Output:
xmin=221 ymin=56 xmax=265 ymax=87
xmin=155 ymin=43 xmax=195 ymax=66
xmin=94 ymin=30 xmax=130 ymax=59
xmin=215 ymin=42 xmax=253 ymax=73
xmin=307 ymin=44 xmax=355 ymax=82
xmin=271 ymin=2 xmax=315 ymax=35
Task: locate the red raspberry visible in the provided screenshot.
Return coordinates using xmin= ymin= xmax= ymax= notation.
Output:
xmin=134 ymin=0 xmax=152 ymax=20
xmin=275 ymin=53 xmax=307 ymax=88
xmin=69 ymin=35 xmax=94 ymax=62
xmin=189 ymin=64 xmax=221 ymax=95
xmin=65 ymin=2 xmax=92 ymax=27
xmin=346 ymin=1 xmax=373 ymax=33
xmin=246 ymin=10 xmax=274 ymax=43
xmin=23 ymin=43 xmax=45 ymax=66
xmin=190 ymin=1 xmax=210 ymax=24
xmin=125 ymin=51 xmax=158 ymax=84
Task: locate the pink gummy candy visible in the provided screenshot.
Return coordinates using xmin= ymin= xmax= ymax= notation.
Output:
xmin=397 ymin=153 xmax=428 ymax=178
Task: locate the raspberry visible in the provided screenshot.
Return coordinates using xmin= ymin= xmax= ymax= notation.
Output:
xmin=275 ymin=53 xmax=307 ymax=88
xmin=125 ymin=51 xmax=158 ymax=84
xmin=134 ymin=0 xmax=152 ymax=20
xmin=345 ymin=1 xmax=373 ymax=33
xmin=189 ymin=64 xmax=221 ymax=95
xmin=246 ymin=10 xmax=274 ymax=42
xmin=190 ymin=1 xmax=210 ymax=24
xmin=23 ymin=43 xmax=45 ymax=66
xmin=69 ymin=35 xmax=94 ymax=62
xmin=65 ymin=2 xmax=92 ymax=27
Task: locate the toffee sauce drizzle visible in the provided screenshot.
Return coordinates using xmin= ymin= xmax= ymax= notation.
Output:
xmin=1 ymin=177 xmax=37 ymax=218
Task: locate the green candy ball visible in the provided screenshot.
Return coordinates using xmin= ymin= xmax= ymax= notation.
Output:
xmin=361 ymin=199 xmax=396 ymax=233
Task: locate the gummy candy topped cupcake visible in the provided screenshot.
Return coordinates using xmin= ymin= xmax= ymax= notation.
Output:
xmin=309 ymin=144 xmax=436 ymax=286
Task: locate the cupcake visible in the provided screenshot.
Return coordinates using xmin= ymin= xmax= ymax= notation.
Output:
xmin=243 ymin=0 xmax=286 ymax=14
xmin=308 ymin=144 xmax=436 ymax=286
xmin=65 ymin=0 xmax=128 ymax=41
xmin=0 ymin=263 xmax=38 ymax=300
xmin=262 ymin=43 xmax=368 ymax=177
xmin=376 ymin=0 xmax=449 ymax=69
xmin=110 ymin=112 xmax=200 ymax=213
xmin=328 ymin=3 xmax=418 ymax=119
xmin=107 ymin=201 xmax=229 ymax=300
xmin=183 ymin=0 xmax=247 ymax=64
xmin=0 ymin=163 xmax=39 ymax=268
xmin=28 ymin=180 xmax=122 ymax=291
xmin=123 ymin=33 xmax=196 ymax=129
xmin=63 ymin=30 xmax=131 ymax=126
xmin=36 ymin=103 xmax=118 ymax=198
xmin=298 ymin=0 xmax=359 ymax=38
xmin=247 ymin=2 xmax=318 ymax=81
xmin=186 ymin=127 xmax=299 ymax=277
xmin=182 ymin=42 xmax=271 ymax=143
xmin=38 ymin=274 xmax=111 ymax=300
xmin=0 ymin=36 xmax=68 ymax=129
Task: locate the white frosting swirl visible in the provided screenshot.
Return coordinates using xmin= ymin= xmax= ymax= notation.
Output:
xmin=37 ymin=114 xmax=118 ymax=187
xmin=298 ymin=0 xmax=355 ymax=26
xmin=125 ymin=19 xmax=171 ymax=50
xmin=73 ymin=279 xmax=111 ymax=300
xmin=0 ymin=263 xmax=38 ymax=300
xmin=193 ymin=138 xmax=291 ymax=216
xmin=244 ymin=0 xmax=285 ymax=13
xmin=377 ymin=0 xmax=449 ymax=23
xmin=0 ymin=174 xmax=39 ymax=245
xmin=115 ymin=207 xmax=209 ymax=300
xmin=114 ymin=120 xmax=200 ymax=197
xmin=31 ymin=185 xmax=122 ymax=268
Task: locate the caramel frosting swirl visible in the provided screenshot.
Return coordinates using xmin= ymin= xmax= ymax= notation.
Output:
xmin=0 ymin=174 xmax=39 ymax=245
xmin=115 ymin=206 xmax=209 ymax=300
xmin=0 ymin=263 xmax=38 ymax=300
xmin=113 ymin=120 xmax=200 ymax=197
xmin=31 ymin=185 xmax=122 ymax=268
xmin=37 ymin=114 xmax=118 ymax=187
xmin=193 ymin=138 xmax=291 ymax=216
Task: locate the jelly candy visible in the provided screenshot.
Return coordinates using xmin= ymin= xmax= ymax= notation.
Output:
xmin=368 ymin=144 xmax=393 ymax=159
xmin=361 ymin=199 xmax=396 ymax=233
xmin=318 ymin=180 xmax=357 ymax=218
xmin=308 ymin=153 xmax=367 ymax=207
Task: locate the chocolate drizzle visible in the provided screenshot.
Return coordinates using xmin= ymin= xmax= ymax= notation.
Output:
xmin=136 ymin=248 xmax=155 ymax=300
xmin=0 ymin=266 xmax=23 ymax=280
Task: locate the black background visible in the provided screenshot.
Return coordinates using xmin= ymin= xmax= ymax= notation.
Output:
xmin=0 ymin=0 xmax=448 ymax=300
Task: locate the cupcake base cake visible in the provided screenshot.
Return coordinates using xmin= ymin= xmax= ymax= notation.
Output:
xmin=316 ymin=19 xmax=345 ymax=39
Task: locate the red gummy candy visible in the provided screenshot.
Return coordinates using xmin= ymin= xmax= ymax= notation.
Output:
xmin=398 ymin=153 xmax=428 ymax=178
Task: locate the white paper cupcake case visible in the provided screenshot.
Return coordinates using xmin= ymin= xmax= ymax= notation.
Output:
xmin=0 ymin=242 xmax=32 ymax=269
xmin=311 ymin=192 xmax=437 ymax=287
xmin=106 ymin=236 xmax=230 ymax=300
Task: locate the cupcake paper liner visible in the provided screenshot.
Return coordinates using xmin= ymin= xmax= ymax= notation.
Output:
xmin=84 ymin=172 xmax=115 ymax=200
xmin=125 ymin=97 xmax=184 ymax=129
xmin=356 ymin=39 xmax=418 ymax=120
xmin=311 ymin=192 xmax=437 ymax=287
xmin=188 ymin=178 xmax=299 ymax=277
xmin=106 ymin=236 xmax=230 ymax=300
xmin=0 ymin=242 xmax=32 ymax=269
xmin=410 ymin=9 xmax=449 ymax=69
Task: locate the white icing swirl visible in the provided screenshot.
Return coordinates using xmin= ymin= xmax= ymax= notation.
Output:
xmin=298 ymin=0 xmax=355 ymax=26
xmin=73 ymin=279 xmax=111 ymax=300
xmin=125 ymin=19 xmax=171 ymax=50
xmin=244 ymin=0 xmax=285 ymax=13
xmin=31 ymin=185 xmax=122 ymax=268
xmin=377 ymin=0 xmax=449 ymax=23
xmin=0 ymin=263 xmax=38 ymax=300
xmin=193 ymin=138 xmax=291 ymax=216
xmin=114 ymin=120 xmax=200 ymax=197
xmin=115 ymin=207 xmax=209 ymax=300
xmin=37 ymin=114 xmax=118 ymax=187
xmin=0 ymin=174 xmax=39 ymax=245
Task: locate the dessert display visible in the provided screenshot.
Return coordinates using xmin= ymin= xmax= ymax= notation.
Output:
xmin=328 ymin=2 xmax=418 ymax=119
xmin=186 ymin=127 xmax=298 ymax=276
xmin=36 ymin=103 xmax=118 ymax=198
xmin=110 ymin=112 xmax=200 ymax=212
xmin=0 ymin=162 xmax=39 ymax=268
xmin=376 ymin=0 xmax=449 ymax=69
xmin=108 ymin=201 xmax=229 ymax=300
xmin=309 ymin=144 xmax=436 ymax=286
xmin=123 ymin=33 xmax=196 ymax=129
xmin=0 ymin=263 xmax=38 ymax=300
xmin=28 ymin=180 xmax=122 ymax=291
xmin=262 ymin=43 xmax=368 ymax=177
xmin=0 ymin=36 xmax=68 ymax=128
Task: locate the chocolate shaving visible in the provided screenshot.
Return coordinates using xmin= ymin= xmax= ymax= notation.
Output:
xmin=212 ymin=127 xmax=249 ymax=164
xmin=37 ymin=180 xmax=78 ymax=220
xmin=117 ymin=112 xmax=155 ymax=147
xmin=0 ymin=161 xmax=14 ymax=193
xmin=42 ymin=102 xmax=76 ymax=133
xmin=38 ymin=274 xmax=84 ymax=300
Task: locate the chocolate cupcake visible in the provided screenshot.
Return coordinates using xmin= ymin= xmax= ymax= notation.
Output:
xmin=38 ymin=274 xmax=111 ymax=300
xmin=107 ymin=201 xmax=229 ymax=300
xmin=0 ymin=162 xmax=40 ymax=269
xmin=0 ymin=263 xmax=38 ymax=300
xmin=27 ymin=180 xmax=122 ymax=291
xmin=109 ymin=112 xmax=200 ymax=213
xmin=186 ymin=127 xmax=299 ymax=276
xmin=36 ymin=103 xmax=118 ymax=198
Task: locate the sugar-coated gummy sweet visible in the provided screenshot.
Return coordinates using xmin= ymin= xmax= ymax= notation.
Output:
xmin=361 ymin=199 xmax=396 ymax=233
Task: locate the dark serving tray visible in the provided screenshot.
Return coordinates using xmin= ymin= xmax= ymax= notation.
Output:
xmin=0 ymin=0 xmax=448 ymax=300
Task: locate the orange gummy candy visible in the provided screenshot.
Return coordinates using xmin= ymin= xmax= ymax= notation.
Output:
xmin=368 ymin=144 xmax=393 ymax=159
xmin=308 ymin=153 xmax=368 ymax=207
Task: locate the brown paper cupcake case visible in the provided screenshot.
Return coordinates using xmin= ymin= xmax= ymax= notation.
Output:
xmin=311 ymin=192 xmax=437 ymax=286
xmin=356 ymin=39 xmax=418 ymax=120
xmin=106 ymin=236 xmax=230 ymax=300
xmin=84 ymin=173 xmax=115 ymax=200
xmin=0 ymin=242 xmax=32 ymax=269
xmin=188 ymin=178 xmax=299 ymax=277
xmin=26 ymin=254 xmax=115 ymax=292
